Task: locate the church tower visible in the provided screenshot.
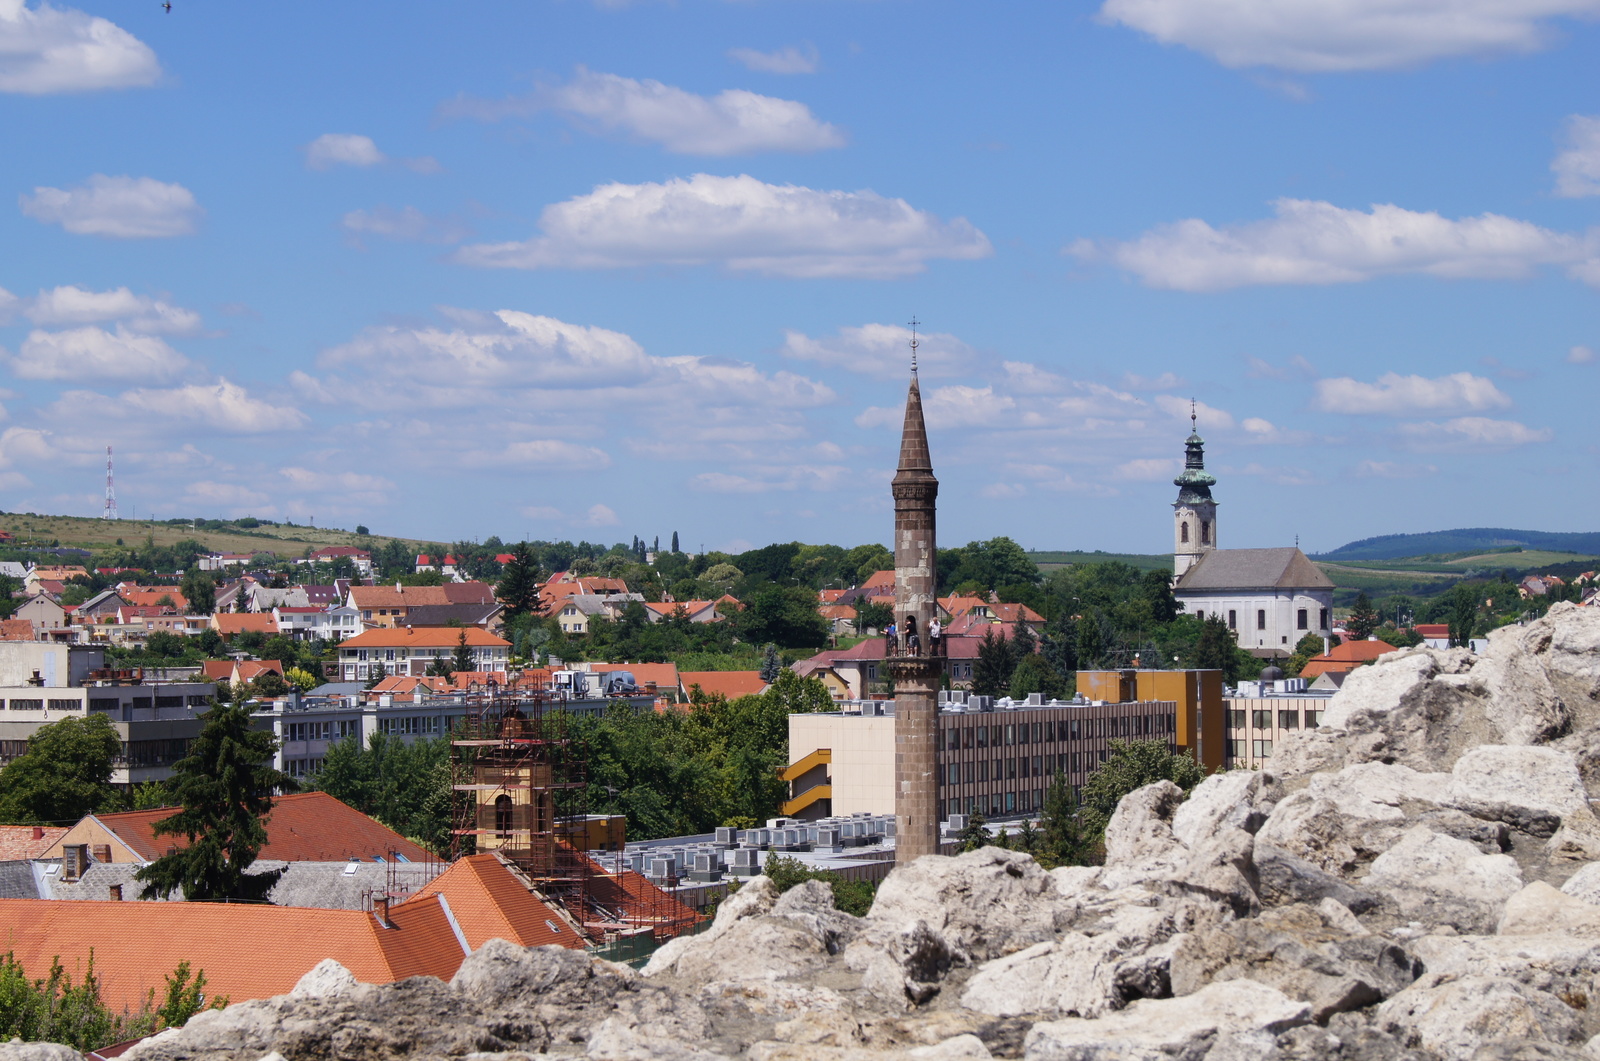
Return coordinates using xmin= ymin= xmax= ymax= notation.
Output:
xmin=1173 ymin=405 xmax=1218 ymax=579
xmin=891 ymin=327 xmax=941 ymax=863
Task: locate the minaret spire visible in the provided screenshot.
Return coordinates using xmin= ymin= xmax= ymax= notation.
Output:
xmin=891 ymin=318 xmax=940 ymax=863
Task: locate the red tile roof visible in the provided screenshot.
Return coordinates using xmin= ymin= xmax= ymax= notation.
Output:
xmin=1414 ymin=624 xmax=1449 ymax=639
xmin=85 ymin=792 xmax=431 ymax=863
xmin=681 ymin=671 xmax=768 ymax=700
xmin=341 ymin=626 xmax=510 ymax=649
xmin=0 ymin=896 xmax=465 ymax=1011
xmin=1301 ymin=639 xmax=1399 ymax=677
xmin=0 ymin=825 xmax=68 ymax=860
xmin=349 ymin=584 xmax=497 ymax=609
xmin=120 ymin=589 xmax=189 ymax=610
xmin=861 ymin=570 xmax=896 ymax=591
xmin=0 ymin=619 xmax=35 ymax=641
xmin=213 ymin=613 xmax=279 ymax=636
xmin=408 ymin=853 xmax=584 ymax=951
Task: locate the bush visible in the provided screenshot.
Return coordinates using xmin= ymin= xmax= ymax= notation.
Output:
xmin=762 ymin=852 xmax=876 ymax=917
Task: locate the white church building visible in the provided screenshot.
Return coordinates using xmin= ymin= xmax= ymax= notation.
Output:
xmin=1168 ymin=416 xmax=1334 ymax=659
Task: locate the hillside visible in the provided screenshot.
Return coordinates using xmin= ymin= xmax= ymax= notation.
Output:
xmin=0 ymin=511 xmax=427 ymax=559
xmin=1027 ymin=550 xmax=1173 ymax=573
xmin=1316 ymin=528 xmax=1600 ymax=562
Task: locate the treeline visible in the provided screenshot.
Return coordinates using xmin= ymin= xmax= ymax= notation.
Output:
xmin=0 ymin=954 xmax=222 ymax=1050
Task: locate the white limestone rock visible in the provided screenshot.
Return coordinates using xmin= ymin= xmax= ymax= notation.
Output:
xmin=1500 ymin=881 xmax=1600 ymax=936
xmin=1100 ymin=780 xmax=1184 ymax=873
xmin=1023 ymin=980 xmax=1312 ymax=1060
xmin=289 ymin=958 xmax=358 ymax=999
xmin=1377 ymin=974 xmax=1584 ymax=1059
xmin=1364 ymin=825 xmax=1523 ymax=933
xmin=1448 ymin=746 xmax=1590 ymax=836
xmin=1561 ymin=862 xmax=1600 ymax=906
xmin=1254 ymin=762 xmax=1448 ymax=876
xmin=864 ymin=846 xmax=1072 ymax=962
xmin=1170 ymin=768 xmax=1281 ymax=849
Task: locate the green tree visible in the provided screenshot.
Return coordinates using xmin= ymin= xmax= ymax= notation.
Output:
xmin=1346 ymin=591 xmax=1380 ymax=641
xmin=1037 ymin=772 xmax=1093 ymax=867
xmin=452 ymin=629 xmax=476 ymax=674
xmin=854 ymin=599 xmax=892 ymax=634
xmin=0 ymin=714 xmax=121 ymax=825
xmin=1191 ymin=614 xmax=1235 ymax=673
xmin=759 ymin=643 xmax=782 ymax=684
xmin=284 ymin=666 xmax=320 ymax=692
xmin=180 ymin=570 xmax=215 ymax=615
xmin=671 ymin=531 xmax=680 ymax=553
xmin=134 ymin=701 xmax=293 ymax=901
xmin=736 ymin=585 xmax=830 ymax=649
xmin=496 ymin=543 xmax=543 ymax=622
xmin=957 ymin=808 xmax=988 ymax=851
xmin=1285 ymin=632 xmax=1326 ymax=677
xmin=1076 ymin=610 xmax=1107 ymax=670
xmin=252 ymin=671 xmax=289 ymax=698
xmin=760 ymin=852 xmax=876 ymax=916
xmin=1011 ymin=613 xmax=1037 ymax=657
xmin=365 ymin=661 xmax=388 ymax=689
xmin=1080 ymin=738 xmax=1205 ymax=837
xmin=1447 ymin=584 xmax=1479 ymax=648
xmin=971 ymin=627 xmax=1016 ymax=698
xmin=1009 ymin=652 xmax=1065 ymax=701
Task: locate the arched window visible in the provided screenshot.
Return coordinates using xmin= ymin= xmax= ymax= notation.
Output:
xmin=1201 ymin=521 xmax=1211 ymax=545
xmin=1180 ymin=521 xmax=1190 ymax=543
xmin=494 ymin=794 xmax=513 ymax=839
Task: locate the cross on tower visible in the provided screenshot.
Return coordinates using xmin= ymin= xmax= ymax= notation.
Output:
xmin=1190 ymin=398 xmax=1197 ymax=431
xmin=907 ymin=316 xmax=920 ymax=374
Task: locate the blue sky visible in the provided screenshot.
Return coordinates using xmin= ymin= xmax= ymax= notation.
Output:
xmin=1 ymin=0 xmax=1596 ymax=556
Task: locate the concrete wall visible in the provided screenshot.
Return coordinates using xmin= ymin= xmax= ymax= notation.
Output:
xmin=0 ymin=642 xmax=104 ymax=687
xmin=789 ymin=712 xmax=895 ymax=817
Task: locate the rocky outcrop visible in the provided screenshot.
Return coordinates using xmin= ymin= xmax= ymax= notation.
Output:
xmin=15 ymin=602 xmax=1600 ymax=1061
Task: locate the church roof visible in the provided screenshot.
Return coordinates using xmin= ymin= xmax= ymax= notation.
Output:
xmin=893 ymin=372 xmax=936 ymax=484
xmin=1174 ymin=547 xmax=1334 ymax=592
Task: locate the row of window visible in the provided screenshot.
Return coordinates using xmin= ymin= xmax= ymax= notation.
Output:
xmin=943 ymin=748 xmax=1124 ymax=786
xmin=349 ymin=647 xmax=500 ymax=662
xmin=284 ymin=719 xmax=363 ymax=742
xmin=945 ymin=789 xmax=1049 ymax=818
xmin=285 ymin=758 xmax=325 ymax=778
xmin=378 ymin=715 xmax=443 ymax=736
xmin=1227 ymin=739 xmax=1275 ymax=759
xmin=1226 ymin=709 xmax=1324 ymax=731
xmin=1197 ymin=608 xmax=1330 ymax=632
xmin=940 ymin=714 xmax=1171 ymax=751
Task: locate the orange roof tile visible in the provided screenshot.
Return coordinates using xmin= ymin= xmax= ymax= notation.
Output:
xmin=1300 ymin=638 xmax=1398 ymax=677
xmin=348 ymin=584 xmax=497 ymax=609
xmin=80 ymin=792 xmax=431 ymax=863
xmin=201 ymin=660 xmax=234 ymax=681
xmin=681 ymin=671 xmax=768 ymax=700
xmin=0 ymin=825 xmax=68 ymax=860
xmin=120 ymin=589 xmax=189 ymax=610
xmin=0 ymin=619 xmax=35 ymax=641
xmin=212 ymin=613 xmax=279 ymax=636
xmin=340 ymin=626 xmax=510 ymax=649
xmin=0 ymin=896 xmax=465 ymax=1011
xmin=861 ymin=570 xmax=896 ymax=590
xmin=408 ymin=854 xmax=584 ymax=952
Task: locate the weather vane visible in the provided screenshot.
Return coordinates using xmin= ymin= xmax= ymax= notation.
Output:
xmin=1190 ymin=397 xmax=1197 ymax=430
xmin=908 ymin=316 xmax=921 ymax=374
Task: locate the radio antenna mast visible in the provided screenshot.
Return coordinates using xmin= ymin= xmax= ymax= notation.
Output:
xmin=102 ymin=445 xmax=118 ymax=521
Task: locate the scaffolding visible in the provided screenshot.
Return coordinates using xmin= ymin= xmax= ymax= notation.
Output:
xmin=449 ymin=692 xmax=700 ymax=947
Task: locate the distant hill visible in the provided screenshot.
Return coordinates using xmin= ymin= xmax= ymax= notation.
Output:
xmin=1316 ymin=529 xmax=1600 ymax=562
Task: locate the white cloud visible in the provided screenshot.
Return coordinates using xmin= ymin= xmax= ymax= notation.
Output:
xmin=1569 ymin=345 xmax=1596 ymax=364
xmin=445 ymin=67 xmax=843 ymax=155
xmin=1098 ymin=0 xmax=1600 ymax=72
xmin=1237 ymin=462 xmax=1321 ymax=487
xmin=687 ymin=464 xmax=849 ymax=493
xmin=104 ymin=379 xmax=306 ymax=432
xmin=1116 ymin=457 xmax=1179 ymax=480
xmin=0 ymin=0 xmax=159 ymax=94
xmin=24 ymin=285 xmax=200 ymax=333
xmin=979 ymin=482 xmax=1026 ymax=499
xmin=781 ymin=323 xmax=976 ymax=379
xmin=466 ymin=439 xmax=613 ymax=470
xmin=1354 ymin=460 xmax=1438 ymax=479
xmin=304 ymin=133 xmax=385 ymax=169
xmin=303 ymin=133 xmax=437 ymax=173
xmin=0 ymin=286 xmax=16 ymax=323
xmin=277 ymin=467 xmax=396 ymax=505
xmin=1397 ymin=416 xmax=1552 ymax=450
xmin=582 ymin=503 xmax=620 ymax=527
xmin=1555 ymin=116 xmax=1600 ymax=197
xmin=923 ymin=385 xmax=1016 ymax=428
xmin=454 ymin=173 xmax=992 ymax=279
xmin=1154 ymin=394 xmax=1234 ymax=430
xmin=341 ymin=206 xmax=471 ymax=245
xmin=1121 ymin=371 xmax=1186 ymax=390
xmin=183 ymin=480 xmax=270 ymax=513
xmin=521 ymin=505 xmax=566 ymax=521
xmin=1072 ymin=198 xmax=1596 ymax=292
xmin=727 ymin=44 xmax=819 ymax=75
xmin=1314 ymin=371 xmax=1512 ymax=415
xmin=20 ymin=174 xmax=201 ymax=238
xmin=8 ymin=326 xmax=188 ymax=381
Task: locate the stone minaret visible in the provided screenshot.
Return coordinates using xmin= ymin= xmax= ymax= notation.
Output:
xmin=1172 ymin=403 xmax=1218 ymax=580
xmin=891 ymin=332 xmax=941 ymax=863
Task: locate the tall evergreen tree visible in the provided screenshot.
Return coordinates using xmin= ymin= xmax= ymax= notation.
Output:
xmin=971 ymin=627 xmax=1016 ymax=697
xmin=135 ymin=701 xmax=293 ymax=901
xmin=1192 ymin=614 xmax=1235 ymax=674
xmin=1076 ymin=610 xmax=1106 ymax=670
xmin=1011 ymin=614 xmax=1037 ymax=657
xmin=1347 ymin=591 xmax=1381 ymax=641
xmin=1038 ymin=771 xmax=1093 ymax=866
xmin=671 ymin=531 xmax=680 ymax=553
xmin=1447 ymin=584 xmax=1479 ymax=648
xmin=759 ymin=643 xmax=782 ymax=684
xmin=452 ymin=629 xmax=476 ymax=675
xmin=496 ymin=543 xmax=542 ymax=622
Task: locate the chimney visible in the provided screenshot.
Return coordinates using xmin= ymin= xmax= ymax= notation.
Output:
xmin=374 ymin=896 xmax=391 ymax=926
xmin=31 ymin=826 xmax=43 ymax=840
xmin=109 ymin=884 xmax=123 ymax=901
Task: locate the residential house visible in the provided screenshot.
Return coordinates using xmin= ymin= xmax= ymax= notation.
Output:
xmin=210 ymin=612 xmax=280 ymax=640
xmin=1520 ymin=575 xmax=1565 ymax=599
xmin=589 ymin=662 xmax=680 ymax=696
xmin=818 ymin=604 xmax=858 ymax=636
xmin=1300 ymin=638 xmax=1399 ymax=678
xmin=0 ymin=619 xmax=37 ymax=642
xmin=117 ymin=586 xmax=190 ymax=611
xmin=398 ymin=602 xmax=504 ymax=635
xmin=789 ymin=659 xmax=852 ymax=699
xmin=680 ymin=671 xmax=767 ymax=700
xmin=538 ymin=574 xmax=630 ymax=614
xmin=197 ymin=552 xmax=257 ymax=572
xmin=14 ymin=595 xmax=68 ymax=634
xmin=307 ymin=546 xmax=373 ymax=577
xmin=347 ymin=583 xmax=497 ymax=628
xmin=415 ymin=553 xmax=461 ymax=577
xmin=273 ymin=604 xmax=361 ymax=642
xmin=201 ymin=658 xmax=285 ymax=688
xmin=799 ymin=634 xmax=1001 ymax=699
xmin=640 ymin=596 xmax=739 ymax=624
xmin=337 ymin=626 xmax=511 ymax=682
xmin=0 ymin=824 xmax=68 ymax=861
xmin=25 ymin=565 xmax=87 ymax=589
xmin=554 ymin=593 xmax=646 ymax=634
xmin=1414 ymin=623 xmax=1451 ymax=649
xmin=0 ymin=897 xmax=467 ymax=1010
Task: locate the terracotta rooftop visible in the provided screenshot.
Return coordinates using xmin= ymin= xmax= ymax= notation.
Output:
xmin=408 ymin=853 xmax=584 ymax=952
xmin=348 ymin=583 xmax=497 ymax=609
xmin=1301 ymin=638 xmax=1399 ymax=677
xmin=681 ymin=671 xmax=768 ymax=700
xmin=0 ymin=825 xmax=68 ymax=860
xmin=50 ymin=792 xmax=431 ymax=864
xmin=212 ymin=613 xmax=279 ymax=635
xmin=0 ymin=895 xmax=465 ymax=1011
xmin=340 ymin=626 xmax=510 ymax=649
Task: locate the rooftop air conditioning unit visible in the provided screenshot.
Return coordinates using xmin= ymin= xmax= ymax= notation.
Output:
xmin=714 ymin=826 xmax=737 ymax=846
xmin=690 ymin=852 xmax=723 ymax=882
xmin=729 ymin=847 xmax=762 ymax=877
xmin=817 ymin=827 xmax=842 ymax=850
xmin=646 ymin=857 xmax=674 ymax=879
xmin=948 ymin=813 xmax=968 ymax=832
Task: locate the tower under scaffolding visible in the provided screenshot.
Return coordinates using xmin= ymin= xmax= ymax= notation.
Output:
xmin=449 ymin=692 xmax=697 ymax=947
